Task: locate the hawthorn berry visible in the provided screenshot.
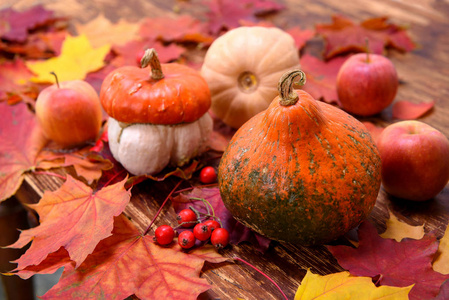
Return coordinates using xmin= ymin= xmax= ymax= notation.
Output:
xmin=177 ymin=208 xmax=198 ymax=228
xmin=204 ymin=219 xmax=221 ymax=232
xmin=178 ymin=230 xmax=196 ymax=249
xmin=199 ymin=166 xmax=217 ymax=184
xmin=193 ymin=223 xmax=212 ymax=241
xmin=211 ymin=228 xmax=230 ymax=249
xmin=154 ymin=225 xmax=175 ymax=245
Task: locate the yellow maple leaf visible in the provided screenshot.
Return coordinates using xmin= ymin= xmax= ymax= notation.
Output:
xmin=433 ymin=224 xmax=449 ymax=274
xmin=26 ymin=34 xmax=110 ymax=83
xmin=75 ymin=14 xmax=141 ymax=48
xmin=295 ymin=269 xmax=412 ymax=300
xmin=380 ymin=209 xmax=425 ymax=242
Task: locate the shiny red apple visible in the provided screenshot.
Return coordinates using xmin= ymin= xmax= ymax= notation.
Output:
xmin=377 ymin=120 xmax=449 ymax=201
xmin=35 ymin=74 xmax=103 ymax=148
xmin=336 ymin=53 xmax=399 ymax=116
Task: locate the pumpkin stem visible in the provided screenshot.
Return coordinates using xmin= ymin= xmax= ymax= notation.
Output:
xmin=278 ymin=70 xmax=306 ymax=106
xmin=140 ymin=48 xmax=165 ymax=80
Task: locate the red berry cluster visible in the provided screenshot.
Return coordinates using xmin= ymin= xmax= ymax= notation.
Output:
xmin=153 ymin=207 xmax=229 ymax=251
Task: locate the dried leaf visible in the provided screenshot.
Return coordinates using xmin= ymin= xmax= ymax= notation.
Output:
xmin=204 ymin=0 xmax=256 ymax=34
xmin=0 ymin=102 xmax=48 ymax=202
xmin=76 ymin=14 xmax=141 ymax=48
xmin=327 ymin=221 xmax=449 ymax=300
xmin=26 ymin=34 xmax=111 ymax=83
xmin=316 ymin=15 xmax=416 ymax=59
xmin=8 ymin=175 xmax=131 ymax=268
xmin=380 ymin=209 xmax=425 ymax=242
xmin=300 ymin=53 xmax=348 ymax=105
xmin=392 ymin=100 xmax=435 ymax=120
xmin=36 ymin=215 xmax=227 ymax=299
xmin=295 ymin=269 xmax=412 ymax=300
xmin=433 ymin=224 xmax=449 ymax=274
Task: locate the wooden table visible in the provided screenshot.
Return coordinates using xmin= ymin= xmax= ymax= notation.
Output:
xmin=4 ymin=0 xmax=449 ymax=299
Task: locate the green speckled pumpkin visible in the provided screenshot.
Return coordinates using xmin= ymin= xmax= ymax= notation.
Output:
xmin=218 ymin=70 xmax=381 ymax=246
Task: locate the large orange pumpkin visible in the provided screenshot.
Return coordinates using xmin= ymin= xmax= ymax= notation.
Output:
xmin=218 ymin=70 xmax=381 ymax=246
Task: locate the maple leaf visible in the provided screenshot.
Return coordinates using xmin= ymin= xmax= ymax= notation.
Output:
xmin=295 ymin=269 xmax=412 ymax=299
xmin=75 ymin=14 xmax=141 ymax=48
xmin=315 ymin=15 xmax=416 ymax=59
xmin=0 ymin=58 xmax=40 ymax=104
xmin=172 ymin=187 xmax=271 ymax=252
xmin=380 ymin=209 xmax=425 ymax=242
xmin=300 ymin=53 xmax=349 ymax=105
xmin=36 ymin=146 xmax=114 ymax=185
xmin=14 ymin=214 xmax=228 ymax=299
xmin=26 ymin=34 xmax=111 ymax=83
xmin=139 ymin=15 xmax=214 ymax=44
xmin=433 ymin=224 xmax=449 ymax=275
xmin=286 ymin=26 xmax=315 ymax=50
xmin=8 ymin=175 xmax=131 ymax=268
xmin=327 ymin=221 xmax=449 ymax=300
xmin=111 ymin=39 xmax=185 ymax=68
xmin=392 ymin=100 xmax=435 ymax=120
xmin=204 ymin=0 xmax=256 ymax=34
xmin=0 ymin=102 xmax=48 ymax=202
xmin=0 ymin=5 xmax=58 ymax=43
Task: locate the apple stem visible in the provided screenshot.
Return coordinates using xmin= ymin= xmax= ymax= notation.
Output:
xmin=50 ymin=71 xmax=60 ymax=88
xmin=140 ymin=48 xmax=165 ymax=80
xmin=365 ymin=38 xmax=370 ymax=63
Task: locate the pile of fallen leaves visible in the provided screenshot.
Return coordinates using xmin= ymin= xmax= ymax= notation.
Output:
xmin=0 ymin=1 xmax=446 ymax=299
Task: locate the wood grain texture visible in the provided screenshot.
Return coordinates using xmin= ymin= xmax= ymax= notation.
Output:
xmin=9 ymin=0 xmax=449 ymax=299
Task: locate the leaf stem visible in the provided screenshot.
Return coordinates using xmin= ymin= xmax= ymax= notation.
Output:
xmin=233 ymin=256 xmax=289 ymax=300
xmin=143 ymin=179 xmax=183 ymax=236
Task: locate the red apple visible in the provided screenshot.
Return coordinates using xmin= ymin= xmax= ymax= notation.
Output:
xmin=336 ymin=53 xmax=399 ymax=116
xmin=377 ymin=120 xmax=449 ymax=201
xmin=36 ymin=76 xmax=103 ymax=149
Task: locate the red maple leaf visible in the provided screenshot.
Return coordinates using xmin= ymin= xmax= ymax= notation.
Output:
xmin=327 ymin=221 xmax=449 ymax=300
xmin=111 ymin=39 xmax=185 ymax=68
xmin=203 ymin=0 xmax=256 ymax=34
xmin=139 ymin=15 xmax=213 ymax=44
xmin=172 ymin=187 xmax=271 ymax=252
xmin=0 ymin=5 xmax=61 ymax=43
xmin=316 ymin=15 xmax=416 ymax=59
xmin=8 ymin=175 xmax=131 ymax=268
xmin=392 ymin=100 xmax=435 ymax=120
xmin=0 ymin=59 xmax=41 ymax=105
xmin=300 ymin=53 xmax=349 ymax=105
xmin=0 ymin=102 xmax=48 ymax=202
xmin=286 ymin=26 xmax=315 ymax=50
xmin=12 ymin=215 xmax=228 ymax=299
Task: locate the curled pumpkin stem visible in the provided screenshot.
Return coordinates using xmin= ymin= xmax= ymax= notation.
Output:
xmin=278 ymin=70 xmax=306 ymax=106
xmin=141 ymin=48 xmax=164 ymax=80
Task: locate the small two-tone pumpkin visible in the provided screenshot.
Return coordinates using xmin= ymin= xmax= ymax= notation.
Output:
xmin=201 ymin=26 xmax=300 ymax=129
xmin=100 ymin=49 xmax=213 ymax=175
xmin=218 ymin=70 xmax=381 ymax=245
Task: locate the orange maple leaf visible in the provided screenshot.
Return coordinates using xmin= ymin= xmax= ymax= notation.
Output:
xmin=0 ymin=101 xmax=48 ymax=202
xmin=10 ymin=215 xmax=228 ymax=299
xmin=8 ymin=175 xmax=131 ymax=268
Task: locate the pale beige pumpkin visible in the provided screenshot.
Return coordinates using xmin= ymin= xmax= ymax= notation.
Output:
xmin=201 ymin=26 xmax=301 ymax=129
